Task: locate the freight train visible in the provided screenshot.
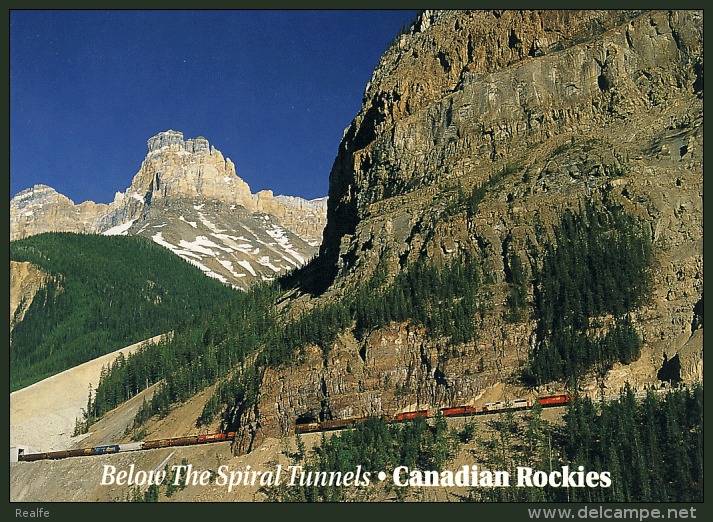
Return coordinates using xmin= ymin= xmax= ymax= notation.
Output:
xmin=17 ymin=394 xmax=574 ymax=462
xmin=17 ymin=432 xmax=237 ymax=462
xmin=294 ymin=394 xmax=573 ymax=433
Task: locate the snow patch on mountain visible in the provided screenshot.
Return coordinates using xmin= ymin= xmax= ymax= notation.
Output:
xmin=102 ymin=219 xmax=136 ymax=236
xmin=179 ymin=215 xmax=197 ymax=228
xmin=237 ymin=259 xmax=257 ymax=277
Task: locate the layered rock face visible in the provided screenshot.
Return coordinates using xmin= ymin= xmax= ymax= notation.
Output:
xmin=9 ymin=261 xmax=51 ymax=342
xmin=10 ymin=131 xmax=327 ymax=288
xmin=236 ymin=10 xmax=703 ymax=451
xmin=320 ymin=9 xmax=701 ymax=280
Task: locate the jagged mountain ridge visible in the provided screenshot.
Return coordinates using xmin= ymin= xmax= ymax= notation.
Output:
xmin=230 ymin=9 xmax=702 ymax=452
xmin=10 ymin=130 xmax=327 ymax=289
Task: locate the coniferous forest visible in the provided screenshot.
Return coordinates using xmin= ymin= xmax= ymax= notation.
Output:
xmin=265 ymin=414 xmax=456 ymax=502
xmin=10 ymin=233 xmax=237 ymax=391
xmin=81 ymin=249 xmax=487 ymax=431
xmin=467 ymin=385 xmax=703 ymax=502
xmin=525 ymin=199 xmax=653 ymax=385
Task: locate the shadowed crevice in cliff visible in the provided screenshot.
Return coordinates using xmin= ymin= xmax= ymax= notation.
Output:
xmin=277 ymin=254 xmax=338 ymax=298
xmin=693 ymin=59 xmax=703 ymax=96
xmin=691 ymin=295 xmax=703 ymax=332
xmin=657 ymin=353 xmax=682 ymax=384
xmin=349 ymin=103 xmax=384 ymax=152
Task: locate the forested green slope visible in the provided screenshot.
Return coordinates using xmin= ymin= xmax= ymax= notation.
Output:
xmin=10 ymin=232 xmax=237 ymax=391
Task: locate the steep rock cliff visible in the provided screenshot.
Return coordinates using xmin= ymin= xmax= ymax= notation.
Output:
xmin=9 ymin=261 xmax=51 ymax=342
xmin=234 ymin=9 xmax=703 ymax=452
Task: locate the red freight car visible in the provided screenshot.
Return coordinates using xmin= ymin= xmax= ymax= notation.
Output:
xmin=537 ymin=394 xmax=573 ymax=407
xmin=18 ymin=452 xmax=49 ymax=462
xmin=197 ymin=433 xmax=226 ymax=444
xmin=393 ymin=410 xmax=429 ymax=422
xmin=440 ymin=406 xmax=479 ymax=417
xmin=45 ymin=450 xmax=72 ymax=460
xmin=169 ymin=436 xmax=199 ymax=447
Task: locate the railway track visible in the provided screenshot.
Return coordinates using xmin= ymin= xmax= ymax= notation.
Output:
xmin=16 ymin=390 xmax=669 ymax=462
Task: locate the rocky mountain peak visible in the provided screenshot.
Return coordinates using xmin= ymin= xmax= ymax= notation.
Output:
xmin=13 ymin=184 xmax=74 ymax=208
xmin=12 ymin=184 xmax=70 ymax=207
xmin=147 ymin=129 xmax=211 ymax=156
xmin=10 ymin=184 xmax=108 ymax=240
xmin=147 ymin=129 xmax=185 ymax=152
xmin=11 ymin=131 xmax=328 ymax=288
xmin=129 ymin=130 xmax=253 ymax=210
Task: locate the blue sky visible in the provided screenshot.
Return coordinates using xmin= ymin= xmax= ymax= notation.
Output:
xmin=10 ymin=10 xmax=417 ymax=203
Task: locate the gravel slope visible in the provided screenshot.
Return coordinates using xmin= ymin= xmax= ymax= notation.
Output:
xmin=10 ymin=334 xmax=165 ymax=452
